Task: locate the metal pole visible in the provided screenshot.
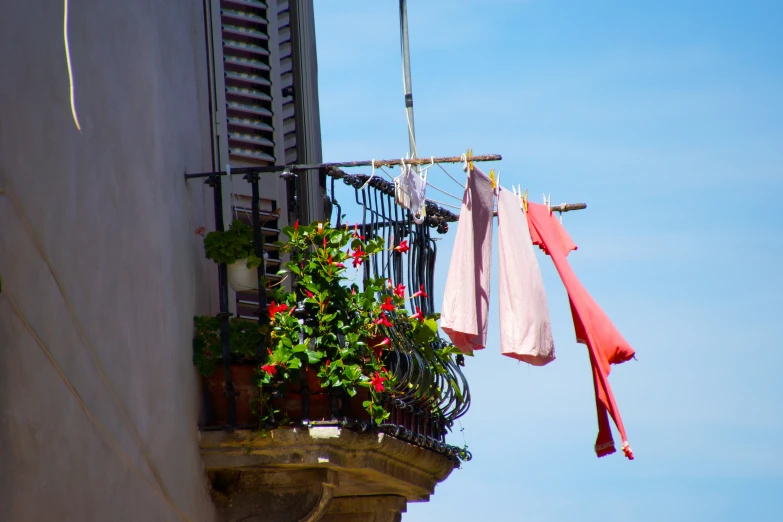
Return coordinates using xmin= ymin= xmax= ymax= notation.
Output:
xmin=207 ymin=175 xmax=237 ymax=429
xmin=246 ymin=173 xmax=268 ymax=362
xmin=399 ymin=0 xmax=417 ymax=159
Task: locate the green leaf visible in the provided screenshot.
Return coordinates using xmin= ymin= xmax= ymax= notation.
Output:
xmin=292 ymin=343 xmax=308 ymax=353
xmin=246 ymin=254 xmax=262 ymax=269
xmin=306 ymin=350 xmax=323 ymax=364
xmin=343 ymin=365 xmax=361 ymax=381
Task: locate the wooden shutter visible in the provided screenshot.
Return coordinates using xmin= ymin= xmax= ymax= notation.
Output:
xmin=220 ymin=0 xmax=276 ymax=163
xmin=204 ymin=0 xmax=323 ymax=314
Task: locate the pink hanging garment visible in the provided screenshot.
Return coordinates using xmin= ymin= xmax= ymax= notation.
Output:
xmin=441 ymin=167 xmax=494 ymax=354
xmin=526 ymin=202 xmax=636 ymax=459
xmin=497 ymin=187 xmax=555 ymax=365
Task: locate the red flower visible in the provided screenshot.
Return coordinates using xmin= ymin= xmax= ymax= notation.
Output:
xmin=261 ymin=364 xmax=277 ymax=376
xmin=393 ymin=283 xmax=406 ymax=298
xmin=323 ymin=237 xmax=328 ymax=249
xmin=268 ymin=301 xmax=289 ymax=319
xmin=294 ymin=220 xmax=299 ymax=231
xmin=353 ymin=222 xmax=365 ymax=240
xmin=372 ymin=338 xmax=391 ymax=359
xmin=410 ymin=284 xmax=428 ymax=299
xmin=394 ymin=239 xmax=410 ymax=253
xmin=317 ymin=222 xmax=324 ymax=234
xmin=329 ymin=255 xmax=346 ymax=269
xmin=374 ymin=313 xmax=392 ymax=327
xmin=370 ymin=371 xmax=386 ymax=393
xmin=195 ymin=226 xmax=206 ymax=237
xmin=351 ymin=247 xmax=366 ymax=268
xmin=381 ymin=297 xmax=395 ymax=312
xmin=305 ymin=289 xmax=315 ymax=298
xmin=410 ymin=306 xmax=424 ymax=322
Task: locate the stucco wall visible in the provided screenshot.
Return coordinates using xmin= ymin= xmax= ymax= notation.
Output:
xmin=0 ymin=0 xmax=217 ymax=520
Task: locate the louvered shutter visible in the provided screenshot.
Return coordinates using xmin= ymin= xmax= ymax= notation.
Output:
xmin=204 ymin=0 xmax=322 ymax=315
xmin=275 ymin=1 xmax=299 ymax=164
xmin=220 ymin=0 xmax=276 ymax=163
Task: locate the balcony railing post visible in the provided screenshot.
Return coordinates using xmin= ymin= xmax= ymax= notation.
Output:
xmin=207 ymin=174 xmax=236 ymax=429
xmin=245 ymin=172 xmax=268 ymax=362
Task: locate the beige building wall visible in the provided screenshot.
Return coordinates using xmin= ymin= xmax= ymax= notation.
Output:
xmin=0 ymin=0 xmax=218 ymax=520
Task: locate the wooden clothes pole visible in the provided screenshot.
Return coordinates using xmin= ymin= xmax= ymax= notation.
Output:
xmin=492 ymin=203 xmax=587 ymax=217
xmin=184 ymin=154 xmax=503 ymax=179
xmin=323 ymin=154 xmax=502 ymax=169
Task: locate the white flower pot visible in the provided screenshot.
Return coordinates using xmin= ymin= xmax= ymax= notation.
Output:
xmin=227 ymin=258 xmax=259 ymax=292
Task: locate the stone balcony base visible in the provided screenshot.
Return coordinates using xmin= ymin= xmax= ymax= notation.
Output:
xmin=199 ymin=426 xmax=458 ymax=521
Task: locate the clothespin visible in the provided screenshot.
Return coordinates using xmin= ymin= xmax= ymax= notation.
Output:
xmin=489 ymin=169 xmax=497 ymax=189
xmin=522 ymin=188 xmax=528 ymax=212
xmin=466 ymin=148 xmax=474 ymax=171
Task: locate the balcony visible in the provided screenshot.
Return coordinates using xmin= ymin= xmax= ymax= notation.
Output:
xmin=191 ymin=165 xmax=470 ymax=520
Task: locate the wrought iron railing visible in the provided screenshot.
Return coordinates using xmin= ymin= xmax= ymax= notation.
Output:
xmin=192 ymin=164 xmax=471 ymax=462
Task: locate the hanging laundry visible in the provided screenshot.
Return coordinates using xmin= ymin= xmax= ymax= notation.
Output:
xmin=441 ymin=167 xmax=494 ymax=354
xmin=394 ymin=162 xmax=427 ymax=224
xmin=526 ymin=202 xmax=636 ymax=460
xmin=497 ymin=188 xmax=555 ymax=366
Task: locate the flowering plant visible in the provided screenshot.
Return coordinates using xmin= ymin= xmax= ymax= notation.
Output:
xmin=193 ymin=220 xmax=459 ymax=427
xmin=258 ymin=220 xmax=450 ymax=425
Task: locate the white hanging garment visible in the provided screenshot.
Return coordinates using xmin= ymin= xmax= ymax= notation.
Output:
xmin=497 ymin=187 xmax=555 ymax=365
xmin=394 ymin=162 xmax=426 ymax=224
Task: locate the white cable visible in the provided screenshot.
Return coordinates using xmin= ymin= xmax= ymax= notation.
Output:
xmin=425 ymin=180 xmax=462 ymax=202
xmin=64 ymin=0 xmax=81 ymax=131
xmin=436 ymin=162 xmax=466 ymax=189
xmin=427 ymin=198 xmax=461 ymax=211
xmin=359 ymin=159 xmax=377 ymax=190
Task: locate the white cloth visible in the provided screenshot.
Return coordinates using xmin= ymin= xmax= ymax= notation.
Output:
xmin=394 ymin=163 xmax=426 ymax=224
xmin=441 ymin=167 xmax=494 ymax=354
xmin=497 ymin=187 xmax=555 ymax=365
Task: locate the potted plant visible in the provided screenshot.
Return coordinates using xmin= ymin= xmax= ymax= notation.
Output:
xmin=193 ymin=315 xmax=268 ymax=425
xmin=194 ymin=220 xmax=459 ymax=428
xmin=197 ymin=220 xmax=263 ymax=291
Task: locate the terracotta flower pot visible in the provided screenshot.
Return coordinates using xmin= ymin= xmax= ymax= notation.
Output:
xmin=272 ymin=366 xmax=370 ymax=423
xmin=203 ymin=365 xmax=370 ymax=427
xmin=203 ymin=364 xmax=260 ymax=426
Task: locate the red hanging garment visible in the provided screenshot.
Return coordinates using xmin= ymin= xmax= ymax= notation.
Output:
xmin=526 ymin=202 xmax=635 ymax=460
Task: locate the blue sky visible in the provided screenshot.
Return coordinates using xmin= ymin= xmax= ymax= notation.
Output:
xmin=314 ymin=1 xmax=783 ymax=520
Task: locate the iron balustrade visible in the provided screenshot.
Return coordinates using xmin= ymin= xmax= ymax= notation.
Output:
xmin=196 ymin=165 xmax=471 ymax=462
